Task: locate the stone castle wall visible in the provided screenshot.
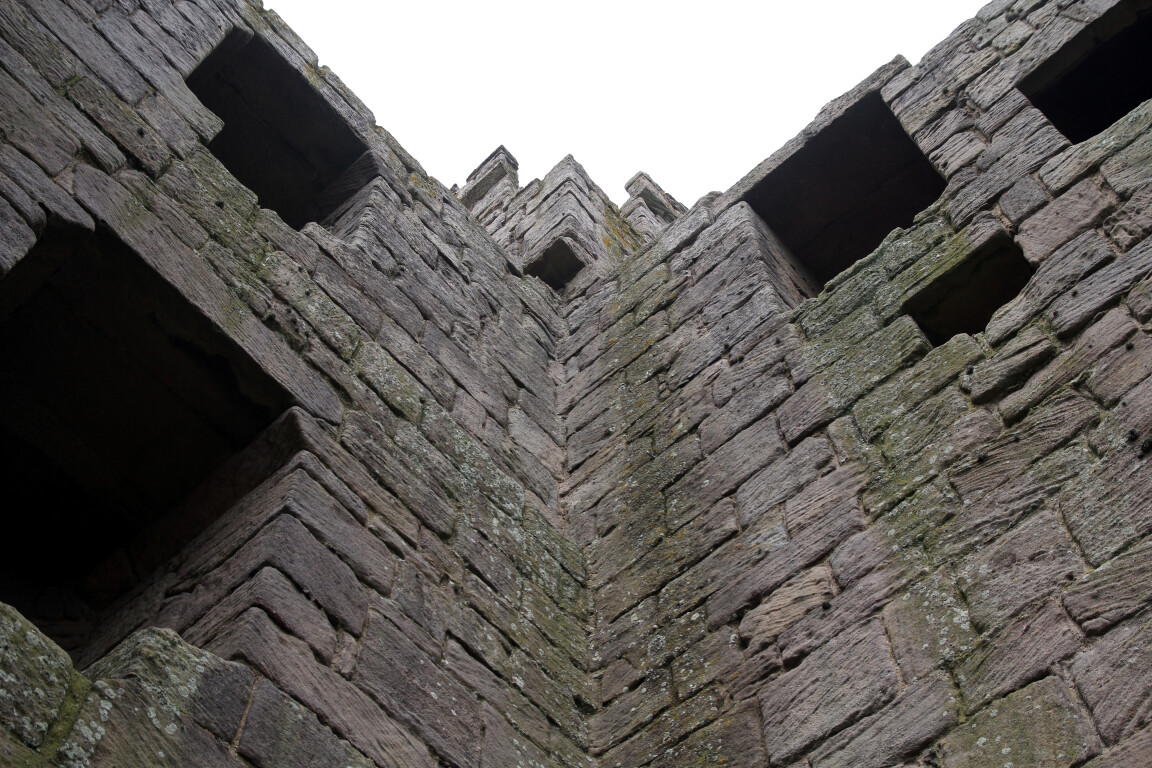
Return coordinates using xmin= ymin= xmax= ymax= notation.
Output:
xmin=1 ymin=0 xmax=1151 ymax=767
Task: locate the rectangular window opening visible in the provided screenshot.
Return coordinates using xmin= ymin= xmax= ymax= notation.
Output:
xmin=742 ymin=91 xmax=946 ymax=291
xmin=903 ymin=235 xmax=1035 ymax=346
xmin=0 ymin=226 xmax=292 ymax=659
xmin=1019 ymin=1 xmax=1152 ymax=145
xmin=186 ymin=29 xmax=372 ymax=230
xmin=526 ymin=238 xmax=585 ymax=291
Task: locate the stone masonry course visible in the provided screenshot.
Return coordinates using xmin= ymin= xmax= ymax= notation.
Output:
xmin=1 ymin=0 xmax=1151 ymax=766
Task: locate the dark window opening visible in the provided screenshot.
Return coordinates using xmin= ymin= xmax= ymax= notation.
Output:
xmin=1019 ymin=1 xmax=1152 ymax=144
xmin=186 ymin=29 xmax=372 ymax=229
xmin=743 ymin=92 xmax=946 ymax=290
xmin=526 ymin=238 xmax=585 ymax=291
xmin=903 ymin=235 xmax=1034 ymax=346
xmin=0 ymin=227 xmax=291 ymax=658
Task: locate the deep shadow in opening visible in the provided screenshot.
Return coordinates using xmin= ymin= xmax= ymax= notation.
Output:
xmin=1019 ymin=0 xmax=1152 ymax=145
xmin=903 ymin=235 xmax=1035 ymax=346
xmin=0 ymin=227 xmax=291 ymax=657
xmin=742 ymin=91 xmax=945 ymax=291
xmin=186 ymin=29 xmax=372 ymax=229
xmin=526 ymin=239 xmax=585 ymax=291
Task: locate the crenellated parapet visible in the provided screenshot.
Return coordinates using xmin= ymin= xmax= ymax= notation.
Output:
xmin=459 ymin=150 xmax=647 ymax=293
xmin=620 ymin=171 xmax=688 ymax=242
xmin=3 ymin=1 xmax=1152 ymax=767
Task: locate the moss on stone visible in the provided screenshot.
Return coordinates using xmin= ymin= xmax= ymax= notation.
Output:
xmin=938 ymin=677 xmax=1101 ymax=768
xmin=0 ymin=602 xmax=76 ymax=751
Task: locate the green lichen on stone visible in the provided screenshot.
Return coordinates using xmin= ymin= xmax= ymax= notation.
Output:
xmin=797 ymin=305 xmax=883 ymax=381
xmin=352 ymin=340 xmax=423 ymax=421
xmin=0 ymin=602 xmax=75 ymax=750
xmin=875 ymin=479 xmax=961 ymax=564
xmin=418 ymin=401 xmax=525 ymax=518
xmin=793 ymin=205 xmax=954 ymax=335
xmin=797 ymin=263 xmax=888 ymax=338
xmin=51 ymin=627 xmax=255 ymax=768
xmin=821 ymin=316 xmax=932 ymax=407
xmin=877 ymin=225 xmax=977 ymax=323
xmin=601 ymin=200 xmax=646 ymax=267
xmin=262 ymin=249 xmax=363 ymax=361
xmin=885 ymin=570 xmax=979 ymax=672
xmin=937 ymin=676 xmax=1101 ymax=768
xmin=877 ymin=206 xmax=953 ymax=278
xmin=853 ymin=333 xmax=985 ymax=441
xmin=35 ymin=670 xmax=92 ymax=765
xmin=0 ymin=726 xmax=43 ymax=767
xmin=84 ymin=629 xmax=212 ymax=720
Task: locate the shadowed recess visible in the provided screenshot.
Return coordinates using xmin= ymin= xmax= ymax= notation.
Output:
xmin=1019 ymin=0 xmax=1152 ymax=145
xmin=187 ymin=28 xmax=373 ymax=229
xmin=526 ymin=238 xmax=585 ymax=291
xmin=903 ymin=235 xmax=1034 ymax=346
xmin=0 ymin=228 xmax=291 ymax=656
xmin=743 ymin=91 xmax=945 ymax=290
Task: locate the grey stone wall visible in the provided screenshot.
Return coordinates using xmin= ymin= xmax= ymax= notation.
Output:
xmin=1 ymin=0 xmax=1151 ymax=767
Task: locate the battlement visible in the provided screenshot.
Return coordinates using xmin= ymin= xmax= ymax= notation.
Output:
xmin=1 ymin=1 xmax=1151 ymax=767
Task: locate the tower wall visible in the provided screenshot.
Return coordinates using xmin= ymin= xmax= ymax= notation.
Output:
xmin=1 ymin=1 xmax=1151 ymax=767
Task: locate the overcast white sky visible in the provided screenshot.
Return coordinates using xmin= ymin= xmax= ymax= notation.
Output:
xmin=268 ymin=0 xmax=989 ymax=207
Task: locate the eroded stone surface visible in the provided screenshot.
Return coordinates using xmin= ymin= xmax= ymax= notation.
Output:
xmin=0 ymin=602 xmax=76 ymax=750
xmin=938 ymin=677 xmax=1101 ymax=768
xmin=1 ymin=1 xmax=1150 ymax=767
